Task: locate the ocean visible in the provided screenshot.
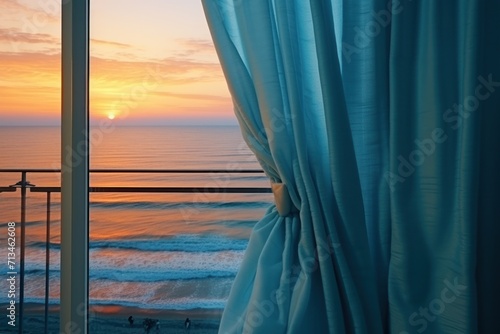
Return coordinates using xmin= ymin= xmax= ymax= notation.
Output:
xmin=0 ymin=126 xmax=272 ymax=314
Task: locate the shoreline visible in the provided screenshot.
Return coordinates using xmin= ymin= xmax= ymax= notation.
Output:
xmin=3 ymin=303 xmax=223 ymax=333
xmin=21 ymin=302 xmax=224 ymax=318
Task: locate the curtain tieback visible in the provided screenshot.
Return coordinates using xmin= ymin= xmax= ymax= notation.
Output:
xmin=271 ymin=183 xmax=298 ymax=217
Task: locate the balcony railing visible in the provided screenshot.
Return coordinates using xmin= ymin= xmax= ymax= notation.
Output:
xmin=0 ymin=168 xmax=270 ymax=334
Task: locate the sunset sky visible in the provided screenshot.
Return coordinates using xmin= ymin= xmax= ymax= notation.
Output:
xmin=0 ymin=0 xmax=236 ymax=126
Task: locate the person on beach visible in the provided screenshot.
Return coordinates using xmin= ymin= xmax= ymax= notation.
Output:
xmin=128 ymin=315 xmax=134 ymax=327
xmin=184 ymin=318 xmax=191 ymax=333
xmin=155 ymin=319 xmax=160 ymax=332
xmin=143 ymin=318 xmax=155 ymax=333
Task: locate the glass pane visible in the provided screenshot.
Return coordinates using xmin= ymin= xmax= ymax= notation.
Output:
xmin=88 ymin=1 xmax=272 ymax=333
xmin=0 ymin=1 xmax=62 ymax=332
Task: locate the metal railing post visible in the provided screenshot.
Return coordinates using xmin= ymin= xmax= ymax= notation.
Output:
xmin=1 ymin=168 xmax=268 ymax=334
xmin=45 ymin=191 xmax=51 ymax=334
xmin=19 ymin=171 xmax=25 ymax=334
xmin=9 ymin=172 xmax=35 ymax=334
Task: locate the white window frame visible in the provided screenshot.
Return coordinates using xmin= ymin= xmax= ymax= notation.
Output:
xmin=61 ymin=0 xmax=90 ymax=332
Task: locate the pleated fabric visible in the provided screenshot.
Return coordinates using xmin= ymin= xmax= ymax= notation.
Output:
xmin=388 ymin=1 xmax=500 ymax=333
xmin=202 ymin=0 xmax=500 ymax=333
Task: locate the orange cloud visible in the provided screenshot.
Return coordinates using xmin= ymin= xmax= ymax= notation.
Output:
xmin=0 ymin=50 xmax=232 ymax=123
xmin=0 ymin=0 xmax=234 ymax=125
xmin=0 ymin=52 xmax=60 ymax=117
xmin=0 ymin=28 xmax=60 ymax=54
xmin=90 ymin=39 xmax=133 ymax=48
xmin=89 ymin=56 xmax=231 ymax=120
xmin=0 ymin=0 xmax=52 ymax=17
xmin=0 ymin=28 xmax=58 ymax=44
xmin=0 ymin=0 xmax=59 ymax=27
xmin=175 ymin=39 xmax=217 ymax=56
xmin=153 ymin=91 xmax=230 ymax=102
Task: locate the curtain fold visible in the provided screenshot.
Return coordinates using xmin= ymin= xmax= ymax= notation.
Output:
xmin=388 ymin=1 xmax=500 ymax=333
xmin=202 ymin=0 xmax=500 ymax=333
xmin=203 ymin=0 xmax=382 ymax=332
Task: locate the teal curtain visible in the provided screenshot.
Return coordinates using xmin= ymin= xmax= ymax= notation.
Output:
xmin=202 ymin=0 xmax=500 ymax=333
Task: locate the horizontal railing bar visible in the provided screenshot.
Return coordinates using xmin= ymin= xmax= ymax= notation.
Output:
xmin=0 ymin=169 xmax=265 ymax=174
xmin=31 ymin=186 xmax=272 ymax=193
xmin=0 ymin=169 xmax=61 ymax=173
xmin=90 ymin=169 xmax=265 ymax=174
xmin=0 ymin=187 xmax=17 ymax=193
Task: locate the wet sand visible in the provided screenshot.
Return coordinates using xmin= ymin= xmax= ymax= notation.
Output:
xmin=2 ymin=303 xmax=222 ymax=333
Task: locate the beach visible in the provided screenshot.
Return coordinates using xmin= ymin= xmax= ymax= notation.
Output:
xmin=0 ymin=127 xmax=266 ymax=334
xmin=4 ymin=303 xmax=222 ymax=333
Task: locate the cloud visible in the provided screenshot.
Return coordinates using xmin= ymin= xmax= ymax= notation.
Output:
xmin=0 ymin=51 xmax=223 ymax=85
xmin=90 ymin=56 xmax=224 ymax=86
xmin=0 ymin=0 xmax=42 ymax=16
xmin=152 ymin=91 xmax=230 ymax=103
xmin=0 ymin=0 xmax=60 ymax=53
xmin=90 ymin=39 xmax=133 ymax=49
xmin=174 ymin=38 xmax=219 ymax=59
xmin=179 ymin=39 xmax=216 ymax=53
xmin=0 ymin=52 xmax=60 ymax=113
xmin=1 ymin=52 xmax=60 ymax=80
xmin=0 ymin=28 xmax=59 ymax=45
xmin=0 ymin=0 xmax=59 ymax=26
xmin=0 ymin=51 xmax=230 ymax=118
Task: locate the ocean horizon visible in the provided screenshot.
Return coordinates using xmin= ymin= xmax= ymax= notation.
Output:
xmin=0 ymin=126 xmax=272 ymax=315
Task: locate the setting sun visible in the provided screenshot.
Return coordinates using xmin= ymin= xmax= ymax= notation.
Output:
xmin=0 ymin=0 xmax=234 ymax=126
